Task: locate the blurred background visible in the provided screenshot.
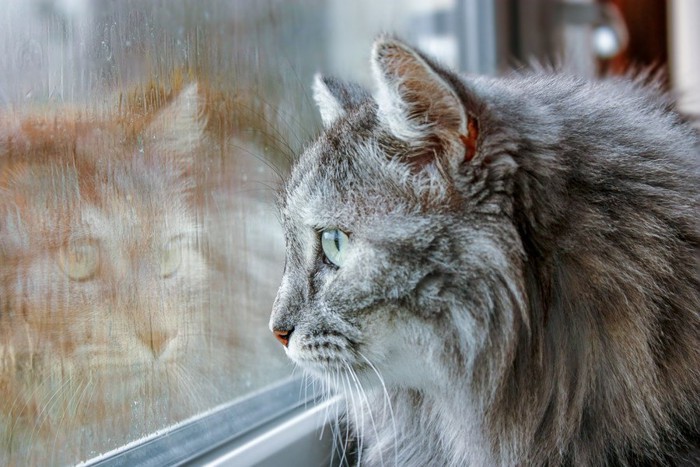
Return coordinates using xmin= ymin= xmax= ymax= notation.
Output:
xmin=0 ymin=0 xmax=697 ymax=465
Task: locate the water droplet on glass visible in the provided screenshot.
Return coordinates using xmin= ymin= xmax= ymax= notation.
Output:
xmin=17 ymin=39 xmax=43 ymax=70
xmin=100 ymin=40 xmax=113 ymax=61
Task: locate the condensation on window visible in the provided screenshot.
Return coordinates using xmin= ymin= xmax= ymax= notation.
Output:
xmin=0 ymin=0 xmax=453 ymax=464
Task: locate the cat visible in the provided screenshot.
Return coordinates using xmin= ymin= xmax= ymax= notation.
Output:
xmin=0 ymin=83 xmax=210 ymax=464
xmin=270 ymin=36 xmax=700 ymax=466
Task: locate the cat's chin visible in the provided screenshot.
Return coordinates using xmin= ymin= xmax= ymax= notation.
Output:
xmin=288 ymin=350 xmax=380 ymax=389
xmin=89 ymin=360 xmax=178 ymax=378
xmin=295 ymin=359 xmax=358 ymax=375
xmin=300 ymin=363 xmax=395 ymax=398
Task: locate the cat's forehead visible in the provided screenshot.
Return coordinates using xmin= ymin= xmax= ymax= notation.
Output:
xmin=1 ymin=159 xmax=195 ymax=244
xmin=88 ymin=167 xmax=194 ymax=234
xmin=283 ymin=107 xmax=394 ymax=227
xmin=79 ymin=200 xmax=197 ymax=241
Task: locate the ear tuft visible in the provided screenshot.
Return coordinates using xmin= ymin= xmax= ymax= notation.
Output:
xmin=312 ymin=74 xmax=345 ymax=128
xmin=312 ymin=74 xmax=370 ymax=128
xmin=371 ymin=37 xmax=467 ymax=142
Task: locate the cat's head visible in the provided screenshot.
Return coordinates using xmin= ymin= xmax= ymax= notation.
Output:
xmin=270 ymin=37 xmax=532 ymax=390
xmin=0 ymin=84 xmax=209 ymax=423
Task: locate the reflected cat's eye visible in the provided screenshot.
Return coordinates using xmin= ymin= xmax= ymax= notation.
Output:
xmin=321 ymin=229 xmax=349 ymax=267
xmin=58 ymin=240 xmax=99 ymax=281
xmin=160 ymin=237 xmax=184 ymax=277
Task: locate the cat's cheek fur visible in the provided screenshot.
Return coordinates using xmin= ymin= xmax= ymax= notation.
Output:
xmin=359 ymin=312 xmax=455 ymax=389
xmin=284 ymin=297 xmax=452 ymax=391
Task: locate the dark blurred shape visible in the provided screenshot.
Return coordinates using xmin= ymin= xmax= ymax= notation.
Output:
xmin=600 ymin=0 xmax=668 ymax=83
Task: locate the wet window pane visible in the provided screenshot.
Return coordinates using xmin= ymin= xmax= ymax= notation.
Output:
xmin=0 ymin=0 xmax=443 ymax=462
xmin=0 ymin=1 xmax=316 ymax=463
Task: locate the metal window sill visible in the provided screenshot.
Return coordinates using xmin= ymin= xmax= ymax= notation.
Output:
xmin=83 ymin=378 xmax=340 ymax=467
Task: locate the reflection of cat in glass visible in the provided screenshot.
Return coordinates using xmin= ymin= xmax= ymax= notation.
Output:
xmin=0 ymin=84 xmax=209 ymax=461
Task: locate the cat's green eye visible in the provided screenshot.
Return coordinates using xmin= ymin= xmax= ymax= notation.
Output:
xmin=160 ymin=237 xmax=183 ymax=278
xmin=58 ymin=240 xmax=99 ymax=281
xmin=321 ymin=229 xmax=349 ymax=267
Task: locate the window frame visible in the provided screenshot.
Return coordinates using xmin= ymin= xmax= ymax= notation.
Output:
xmin=83 ymin=378 xmax=338 ymax=467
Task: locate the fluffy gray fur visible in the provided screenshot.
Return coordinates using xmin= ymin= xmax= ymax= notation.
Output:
xmin=270 ymin=36 xmax=700 ymax=466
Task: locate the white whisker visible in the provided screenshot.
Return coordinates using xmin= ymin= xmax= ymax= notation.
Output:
xmin=360 ymin=351 xmax=398 ymax=467
xmin=342 ymin=364 xmax=364 ymax=466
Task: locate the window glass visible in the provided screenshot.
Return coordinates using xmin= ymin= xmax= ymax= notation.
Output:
xmin=0 ymin=0 xmax=480 ymax=464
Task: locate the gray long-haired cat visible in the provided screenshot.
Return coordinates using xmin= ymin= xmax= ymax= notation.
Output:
xmin=270 ymin=37 xmax=700 ymax=466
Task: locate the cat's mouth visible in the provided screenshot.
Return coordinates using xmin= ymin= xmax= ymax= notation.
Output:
xmin=287 ymin=330 xmax=366 ymax=374
xmin=90 ymin=356 xmax=178 ymax=369
xmin=67 ymin=341 xmax=184 ymax=370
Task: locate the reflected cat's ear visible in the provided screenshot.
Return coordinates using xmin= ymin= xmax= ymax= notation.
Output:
xmin=145 ymin=83 xmax=206 ymax=157
xmin=371 ymin=36 xmax=475 ymax=166
xmin=312 ymin=74 xmax=370 ymax=128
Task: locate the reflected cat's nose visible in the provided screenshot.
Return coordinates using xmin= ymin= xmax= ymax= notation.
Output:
xmin=273 ymin=327 xmax=294 ymax=347
xmin=140 ymin=329 xmax=177 ymax=357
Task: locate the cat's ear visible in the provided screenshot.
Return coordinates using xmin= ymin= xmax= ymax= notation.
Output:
xmin=371 ymin=37 xmax=478 ymax=167
xmin=312 ymin=74 xmax=370 ymax=128
xmin=371 ymin=37 xmax=467 ymax=138
xmin=145 ymin=83 xmax=206 ymax=158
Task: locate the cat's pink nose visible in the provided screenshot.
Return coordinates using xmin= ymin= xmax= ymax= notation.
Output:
xmin=273 ymin=328 xmax=293 ymax=347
